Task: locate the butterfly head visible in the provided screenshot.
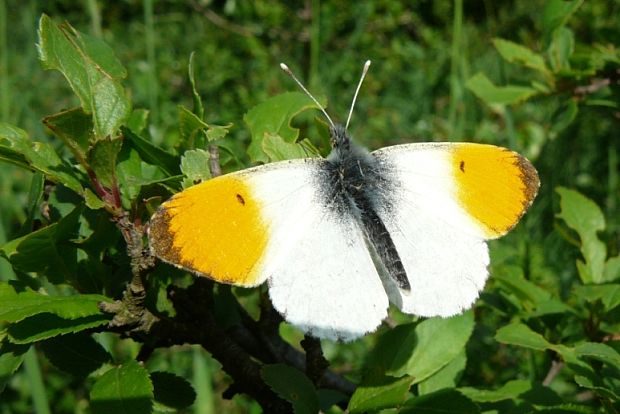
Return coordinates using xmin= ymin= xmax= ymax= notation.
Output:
xmin=330 ymin=124 xmax=351 ymax=152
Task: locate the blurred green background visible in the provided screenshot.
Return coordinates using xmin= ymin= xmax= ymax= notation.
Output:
xmin=1 ymin=0 xmax=618 ymax=413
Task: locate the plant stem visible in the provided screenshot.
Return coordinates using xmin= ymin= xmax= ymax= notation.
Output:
xmin=23 ymin=348 xmax=51 ymax=414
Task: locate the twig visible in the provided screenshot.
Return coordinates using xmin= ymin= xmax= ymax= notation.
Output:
xmin=542 ymin=360 xmax=564 ymax=386
xmin=208 ymin=143 xmax=222 ymax=177
xmin=301 ymin=335 xmax=330 ymax=387
xmin=189 ymin=1 xmax=260 ymax=37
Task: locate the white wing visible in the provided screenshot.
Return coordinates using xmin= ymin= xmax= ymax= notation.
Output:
xmin=370 ymin=142 xmax=537 ymax=317
xmin=247 ymin=161 xmax=389 ymax=341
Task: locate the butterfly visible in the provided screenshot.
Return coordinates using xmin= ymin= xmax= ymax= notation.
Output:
xmin=149 ymin=61 xmax=539 ymax=341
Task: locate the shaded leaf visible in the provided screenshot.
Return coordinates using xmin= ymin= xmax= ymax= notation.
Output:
xmin=261 ymin=363 xmax=319 ymax=414
xmin=551 ymin=99 xmax=579 ymax=134
xmin=401 ymin=389 xmax=480 ymax=414
xmin=151 ymin=371 xmax=196 ymax=410
xmin=88 ymin=136 xmax=123 ymax=189
xmin=90 ymin=360 xmax=153 ymax=414
xmin=40 ymin=332 xmax=110 ymax=378
xmin=43 ymin=107 xmax=93 ymax=165
xmin=0 ymin=341 xmax=29 ymax=393
xmin=0 ymin=206 xmax=82 ymax=283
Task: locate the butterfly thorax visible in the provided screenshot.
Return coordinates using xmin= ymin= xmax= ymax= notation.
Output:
xmin=325 ymin=124 xmax=379 ymax=212
xmin=322 ymin=124 xmax=411 ymax=291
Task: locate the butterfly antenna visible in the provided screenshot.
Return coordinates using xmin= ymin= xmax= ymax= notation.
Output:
xmin=345 ymin=60 xmax=371 ymax=130
xmin=280 ymin=63 xmax=336 ymax=129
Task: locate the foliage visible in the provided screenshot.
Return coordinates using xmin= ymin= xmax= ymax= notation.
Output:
xmin=0 ymin=1 xmax=619 ymax=413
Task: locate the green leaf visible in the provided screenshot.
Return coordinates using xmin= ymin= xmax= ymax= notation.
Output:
xmin=244 ymin=92 xmax=325 ymax=163
xmin=551 ymin=99 xmax=579 ymax=134
xmin=40 ymin=332 xmax=110 ymax=378
xmin=418 ymin=350 xmax=466 ymax=395
xmin=459 ymin=379 xmax=532 ymax=402
xmin=8 ymin=313 xmax=110 ymax=344
xmin=494 ymin=267 xmax=551 ymax=305
xmin=492 ymin=38 xmax=550 ymax=76
xmin=88 ymin=136 xmax=123 ymax=189
xmin=495 ymin=323 xmax=551 ymax=351
xmin=466 ymin=73 xmax=539 ymax=105
xmin=261 ymin=364 xmax=319 ymax=414
xmin=604 ymin=256 xmax=620 ymax=282
xmin=573 ymin=374 xmax=620 ymax=401
xmin=0 ymin=205 xmax=82 ymax=283
xmin=0 ymin=124 xmax=30 ymax=170
xmin=401 ymin=389 xmax=480 ymax=414
xmin=349 ymin=324 xmax=417 ymax=412
xmin=188 ymin=52 xmax=204 ymax=120
xmin=387 ymin=311 xmax=475 ymax=381
xmin=90 ymin=360 xmax=154 ymax=414
xmin=116 ymin=145 xmax=166 ymax=206
xmin=122 ymin=127 xmax=180 ymax=177
xmin=348 ymin=375 xmax=415 ymax=413
xmin=575 ymin=342 xmax=620 ymax=370
xmin=151 ymin=371 xmax=196 ymax=410
xmin=574 ymin=284 xmax=620 ymax=311
xmin=0 ymin=123 xmax=84 ymax=194
xmin=542 ymin=0 xmax=584 ymax=33
xmin=180 ymin=149 xmax=211 ymax=188
xmin=556 ymin=187 xmax=607 ymax=283
xmin=0 ymin=282 xmax=110 ymax=324
xmin=205 ymin=124 xmax=232 ymax=142
xmin=38 ymin=15 xmax=130 ymax=140
xmin=179 ymin=105 xmax=208 ymax=148
xmin=494 ymin=267 xmax=574 ymax=316
xmin=0 ymin=341 xmax=29 ymax=393
xmin=126 ymin=109 xmax=149 ymax=135
xmin=262 ymin=133 xmax=319 ymax=162
xmin=42 ymin=108 xmax=93 ymax=165
xmin=178 ymin=106 xmax=232 ymax=150
xmin=548 ymin=26 xmax=575 ymax=72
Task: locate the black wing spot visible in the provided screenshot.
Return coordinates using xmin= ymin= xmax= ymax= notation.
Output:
xmin=236 ymin=194 xmax=246 ymax=205
xmin=459 ymin=160 xmax=465 ymax=172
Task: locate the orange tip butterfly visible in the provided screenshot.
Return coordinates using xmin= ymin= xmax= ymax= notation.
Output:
xmin=149 ymin=61 xmax=539 ymax=341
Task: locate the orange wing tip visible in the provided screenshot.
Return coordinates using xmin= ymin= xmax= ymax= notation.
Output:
xmin=452 ymin=144 xmax=540 ymax=239
xmin=148 ymin=176 xmax=269 ymax=287
xmin=148 ymin=206 xmax=208 ymax=277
